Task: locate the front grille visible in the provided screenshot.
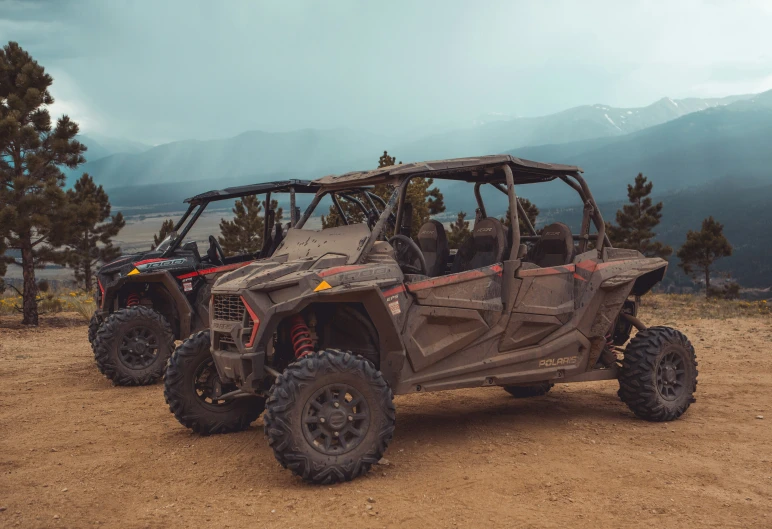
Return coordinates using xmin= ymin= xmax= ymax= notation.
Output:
xmin=213 ymin=294 xmax=246 ymax=322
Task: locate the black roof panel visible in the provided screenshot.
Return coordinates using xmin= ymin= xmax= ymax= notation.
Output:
xmin=184 ymin=179 xmax=319 ymax=205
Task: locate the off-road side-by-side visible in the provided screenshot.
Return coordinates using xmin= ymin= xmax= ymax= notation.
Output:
xmin=89 ymin=180 xmax=318 ymax=387
xmin=165 ymin=155 xmax=699 ymax=484
xmin=0 ymin=302 xmax=769 ymax=528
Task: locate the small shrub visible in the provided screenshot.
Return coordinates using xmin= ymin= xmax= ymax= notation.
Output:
xmin=707 ymin=282 xmax=741 ymax=300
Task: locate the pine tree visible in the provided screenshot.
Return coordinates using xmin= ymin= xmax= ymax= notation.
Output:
xmin=448 ymin=212 xmax=471 ymax=249
xmin=501 ymin=198 xmax=539 ymax=234
xmin=218 ymin=196 xmax=282 ymax=255
xmin=151 ymin=219 xmax=175 ymax=250
xmin=607 ymin=173 xmax=672 ymax=258
xmin=403 ymin=176 xmax=445 ymax=238
xmin=58 ymin=174 xmax=125 ymax=291
xmin=0 ymin=42 xmax=86 ymax=325
xmin=676 ymin=216 xmax=732 ymax=297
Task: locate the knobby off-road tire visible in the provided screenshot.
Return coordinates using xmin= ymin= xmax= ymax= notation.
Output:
xmin=88 ymin=312 xmax=100 ymax=348
xmin=164 ymin=331 xmax=265 ymax=435
xmin=264 ymin=350 xmax=396 ymax=485
xmin=93 ymin=306 xmax=175 ymax=386
xmin=502 ymin=382 xmax=554 ymax=398
xmin=618 ymin=326 xmax=698 ymax=422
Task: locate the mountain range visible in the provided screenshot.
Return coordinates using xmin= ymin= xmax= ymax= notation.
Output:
xmin=61 ymin=89 xmax=772 ymax=289
xmin=71 ymin=92 xmax=757 ymax=197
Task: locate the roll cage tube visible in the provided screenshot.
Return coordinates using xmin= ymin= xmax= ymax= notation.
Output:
xmin=502 ymin=165 xmax=521 ymax=261
xmin=557 ymin=174 xmax=612 ymax=252
xmin=355 ymin=185 xmax=402 ymax=264
xmin=163 ymin=202 xmax=209 ymax=257
xmin=490 ymin=183 xmax=538 ymax=236
xmin=295 ymin=190 xmax=378 ymax=229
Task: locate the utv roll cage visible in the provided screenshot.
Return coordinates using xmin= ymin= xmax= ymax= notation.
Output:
xmin=162 ymin=179 xmax=320 ymax=257
xmin=307 ymin=155 xmax=612 ymax=260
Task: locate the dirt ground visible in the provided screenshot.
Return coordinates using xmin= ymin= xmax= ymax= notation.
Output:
xmin=1 ymin=305 xmax=770 ymax=528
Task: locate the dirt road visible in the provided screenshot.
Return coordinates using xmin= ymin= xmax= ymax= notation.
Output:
xmin=1 ymin=308 xmax=770 ymax=528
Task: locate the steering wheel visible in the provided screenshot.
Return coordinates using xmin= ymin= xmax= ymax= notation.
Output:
xmin=208 ymin=235 xmax=226 ymax=265
xmin=388 ymin=235 xmax=427 ymax=276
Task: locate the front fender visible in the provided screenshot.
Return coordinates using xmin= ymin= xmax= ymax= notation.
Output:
xmin=100 ymin=271 xmax=194 ymax=339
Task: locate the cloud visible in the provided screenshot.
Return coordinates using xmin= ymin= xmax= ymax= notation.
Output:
xmin=2 ymin=0 xmax=772 ymax=143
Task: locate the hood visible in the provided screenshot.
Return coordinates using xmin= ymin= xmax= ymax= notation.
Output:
xmin=213 ymin=253 xmax=351 ymax=294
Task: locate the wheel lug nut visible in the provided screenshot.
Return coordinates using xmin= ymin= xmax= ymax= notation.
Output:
xmin=319 ymin=417 xmax=325 ymax=423
xmin=348 ymin=415 xmax=353 ymax=422
xmin=333 ymin=402 xmax=340 ymax=408
xmin=334 ymin=431 xmax=339 ymax=437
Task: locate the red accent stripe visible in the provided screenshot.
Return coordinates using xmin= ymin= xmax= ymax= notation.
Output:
xmin=133 ymin=258 xmax=166 ymax=266
xmin=575 ymin=260 xmax=598 ymax=272
xmin=176 ymin=262 xmax=251 ymax=280
xmin=317 ymin=265 xmax=367 ymax=278
xmin=381 ymin=285 xmax=405 ymax=297
xmin=406 ymin=264 xmax=502 ymax=293
xmin=573 ymin=273 xmax=587 ymax=282
xmin=518 ymin=264 xmax=576 ymax=277
xmin=241 ymin=296 xmax=260 ymax=348
xmin=98 ymin=279 xmax=105 ymax=309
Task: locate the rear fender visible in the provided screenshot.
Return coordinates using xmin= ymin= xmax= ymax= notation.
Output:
xmin=101 ymin=271 xmax=193 ymax=339
xmin=598 ymin=258 xmax=668 ymax=296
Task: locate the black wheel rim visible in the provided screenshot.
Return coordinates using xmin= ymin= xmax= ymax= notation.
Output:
xmin=656 ymin=349 xmax=686 ymax=401
xmin=118 ymin=326 xmax=160 ymax=369
xmin=193 ymin=358 xmax=238 ymax=407
xmin=302 ymin=384 xmax=370 ymax=455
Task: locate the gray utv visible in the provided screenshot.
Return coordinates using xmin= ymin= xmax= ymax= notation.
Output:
xmin=168 ymin=155 xmax=697 ymax=484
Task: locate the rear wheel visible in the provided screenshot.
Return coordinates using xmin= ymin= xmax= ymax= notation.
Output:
xmin=502 ymin=382 xmax=553 ymax=398
xmin=164 ymin=331 xmax=265 ymax=435
xmin=264 ymin=350 xmax=396 ymax=484
xmin=92 ymin=306 xmax=175 ymax=386
xmin=618 ymin=326 xmax=698 ymax=421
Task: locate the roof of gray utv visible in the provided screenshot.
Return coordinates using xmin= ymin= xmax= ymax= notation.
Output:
xmin=312 ymin=155 xmax=582 ymax=190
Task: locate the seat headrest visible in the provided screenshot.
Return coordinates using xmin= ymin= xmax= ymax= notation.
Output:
xmin=532 ymin=222 xmax=574 ymax=268
xmin=472 ymin=217 xmax=506 ymax=252
xmin=418 ymin=220 xmax=445 ymax=251
xmin=417 ymin=220 xmax=449 ymax=277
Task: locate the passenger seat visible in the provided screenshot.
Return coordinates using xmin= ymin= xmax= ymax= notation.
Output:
xmin=531 ymin=222 xmax=575 ymax=267
xmin=417 ymin=220 xmax=449 ymax=277
xmin=451 ymin=217 xmax=506 ymax=273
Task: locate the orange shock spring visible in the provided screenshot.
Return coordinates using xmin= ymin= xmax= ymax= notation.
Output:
xmin=289 ymin=314 xmax=314 ymax=358
xmin=127 ymin=293 xmax=140 ymax=307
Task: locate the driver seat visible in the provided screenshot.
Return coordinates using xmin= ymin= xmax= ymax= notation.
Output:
xmin=417 ymin=220 xmax=449 ymax=277
xmin=451 ymin=217 xmax=506 ymax=273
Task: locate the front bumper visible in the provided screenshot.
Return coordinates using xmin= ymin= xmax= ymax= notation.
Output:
xmin=211 ymin=348 xmax=265 ymax=392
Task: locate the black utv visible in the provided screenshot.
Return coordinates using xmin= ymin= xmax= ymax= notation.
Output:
xmin=90 ymin=180 xmax=318 ymax=386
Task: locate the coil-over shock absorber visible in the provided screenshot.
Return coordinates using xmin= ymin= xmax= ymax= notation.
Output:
xmin=126 ymin=292 xmax=140 ymax=307
xmin=289 ymin=314 xmax=314 ymax=358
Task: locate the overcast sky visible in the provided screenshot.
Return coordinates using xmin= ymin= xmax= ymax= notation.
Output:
xmin=2 ymin=0 xmax=772 ymax=144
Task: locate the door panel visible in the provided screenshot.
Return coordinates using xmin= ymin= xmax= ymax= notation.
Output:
xmin=403 ymin=305 xmax=489 ymax=372
xmin=499 ymin=265 xmax=575 ymax=352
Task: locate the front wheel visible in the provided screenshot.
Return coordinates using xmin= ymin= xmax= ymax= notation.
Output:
xmin=164 ymin=331 xmax=265 ymax=435
xmin=264 ymin=350 xmax=396 ymax=484
xmin=618 ymin=326 xmax=698 ymax=422
xmin=92 ymin=306 xmax=175 ymax=386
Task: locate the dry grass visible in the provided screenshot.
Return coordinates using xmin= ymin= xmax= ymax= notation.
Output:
xmin=0 ymin=286 xmax=95 ymax=319
xmin=642 ymin=293 xmax=770 ymax=321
